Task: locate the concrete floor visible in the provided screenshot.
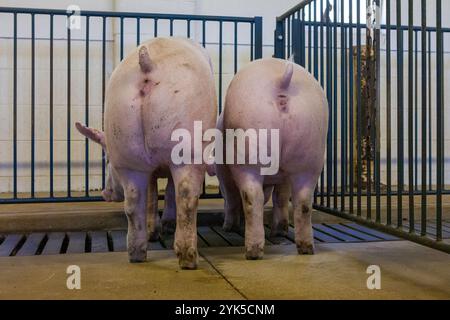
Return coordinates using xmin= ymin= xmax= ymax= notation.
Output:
xmin=1 ymin=240 xmax=449 ymax=299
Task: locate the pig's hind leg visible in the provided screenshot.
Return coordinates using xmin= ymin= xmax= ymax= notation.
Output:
xmin=147 ymin=174 xmax=161 ymax=242
xmin=232 ymin=168 xmax=265 ymax=260
xmin=290 ymin=174 xmax=316 ymax=255
xmin=171 ymin=165 xmax=204 ymax=270
xmin=117 ymin=168 xmax=150 ymax=263
xmin=270 ymin=182 xmax=290 ymax=237
xmin=161 ymin=175 xmax=176 ymax=234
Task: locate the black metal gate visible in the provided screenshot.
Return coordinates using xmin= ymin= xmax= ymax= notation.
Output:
xmin=274 ymin=0 xmax=449 ymax=253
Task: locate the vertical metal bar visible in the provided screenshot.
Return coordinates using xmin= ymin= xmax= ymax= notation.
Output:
xmin=202 ymin=20 xmax=206 ymax=47
xmin=292 ymin=17 xmax=301 ymax=64
xmin=49 ymin=14 xmax=54 ymax=197
xmin=301 ymin=9 xmax=306 ymax=67
xmin=333 ymin=0 xmax=338 ymax=209
xmin=436 ymin=0 xmax=443 ymax=241
xmin=120 ymin=17 xmax=124 ymax=60
xmin=408 ymin=0 xmax=414 ymax=233
xmin=374 ymin=0 xmax=382 ymax=223
xmin=308 ymin=3 xmax=312 ymax=73
xmin=31 ymin=13 xmax=35 ymax=198
xmin=187 ymin=19 xmax=191 ymax=38
xmin=341 ymin=0 xmax=347 ymax=212
xmin=420 ymin=0 xmax=427 ymax=237
xmin=85 ymin=16 xmax=90 ymax=197
xmin=274 ymin=20 xmax=286 ymax=59
xmin=234 ymin=21 xmax=238 ymax=74
xmin=13 ymin=13 xmax=17 ymax=199
xmin=219 ymin=21 xmax=223 ymax=113
xmin=170 ymin=18 xmax=174 ymax=36
xmin=320 ymin=0 xmax=325 ymax=206
xmin=102 ymin=17 xmax=106 ymax=190
xmin=136 ymin=17 xmax=140 ymax=46
xmin=67 ymin=18 xmax=72 ymax=197
xmin=356 ymin=0 xmax=362 ymax=217
xmin=326 ymin=4 xmax=332 ymax=208
xmin=287 ymin=16 xmax=291 ymax=57
xmin=414 ymin=30 xmax=418 ymax=190
xmin=313 ymin=0 xmax=318 ymax=80
xmin=250 ymin=22 xmax=254 ymax=61
xmin=254 ymin=16 xmax=263 ymax=60
xmin=428 ymin=30 xmax=432 ymax=190
xmin=349 ymin=0 xmax=354 ymax=214
xmin=386 ymin=0 xmax=392 ymax=225
xmin=154 ymin=18 xmax=158 ymax=37
xmin=397 ymin=0 xmax=404 ymax=228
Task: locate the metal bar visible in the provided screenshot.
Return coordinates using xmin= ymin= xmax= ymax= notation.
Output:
xmin=234 ymin=22 xmax=238 ymax=73
xmin=320 ymin=0 xmax=324 ymax=206
xmin=85 ymin=16 xmax=90 ymax=197
xmin=136 ymin=17 xmax=140 ymax=45
xmin=341 ymin=0 xmax=347 ymax=212
xmin=428 ymin=30 xmax=432 ymax=190
xmin=255 ymin=17 xmax=263 ymax=59
xmin=414 ymin=30 xmax=418 ymax=190
xmin=396 ymin=0 xmax=404 ymax=228
xmin=274 ymin=20 xmax=286 ymax=59
xmin=13 ymin=13 xmax=17 ymax=199
xmin=408 ymin=0 xmax=414 ymax=233
xmin=250 ymin=21 xmax=254 ymax=60
xmin=356 ymin=0 xmax=362 ymax=217
xmin=348 ymin=0 xmax=354 ymax=214
xmin=154 ymin=18 xmax=158 ymax=37
xmin=386 ymin=0 xmax=392 ymax=225
xmin=277 ymin=0 xmax=314 ymax=21
xmin=102 ymin=17 xmax=106 ymax=190
xmin=436 ymin=0 xmax=443 ymax=241
xmin=0 ymin=7 xmax=257 ymax=22
xmin=187 ymin=19 xmax=191 ymax=38
xmin=333 ymin=0 xmax=337 ymax=210
xmin=120 ymin=17 xmax=124 ymax=60
xmin=420 ymin=0 xmax=427 ymax=237
xmin=374 ymin=0 xmax=382 ymax=223
xmin=170 ymin=18 xmax=173 ymax=36
xmin=31 ymin=13 xmax=35 ymax=198
xmin=219 ymin=21 xmax=223 ymax=113
xmin=308 ymin=3 xmax=312 ymax=73
xmin=49 ymin=14 xmax=54 ymax=197
xmin=202 ymin=20 xmax=206 ymax=47
xmin=67 ymin=18 xmax=71 ymax=198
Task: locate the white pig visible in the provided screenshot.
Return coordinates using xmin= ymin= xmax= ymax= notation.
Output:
xmin=216 ymin=58 xmax=328 ymax=259
xmin=76 ymin=37 xmax=217 ymax=269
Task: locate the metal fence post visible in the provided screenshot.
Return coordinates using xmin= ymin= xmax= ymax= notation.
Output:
xmin=274 ymin=19 xmax=285 ymax=59
xmin=254 ymin=16 xmax=263 ymax=59
xmin=292 ymin=18 xmax=300 ymax=64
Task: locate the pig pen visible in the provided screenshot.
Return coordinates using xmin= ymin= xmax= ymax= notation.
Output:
xmin=0 ymin=1 xmax=449 ymax=300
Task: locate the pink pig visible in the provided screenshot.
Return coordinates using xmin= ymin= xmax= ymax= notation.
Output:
xmin=76 ymin=38 xmax=217 ymax=269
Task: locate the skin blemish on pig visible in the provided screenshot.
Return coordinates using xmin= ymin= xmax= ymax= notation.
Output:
xmin=174 ymin=90 xmax=180 ymax=94
xmin=301 ymin=204 xmax=309 ymax=214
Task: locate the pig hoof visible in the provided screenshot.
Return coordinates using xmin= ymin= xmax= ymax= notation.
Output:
xmin=176 ymin=247 xmax=198 ymax=270
xmin=223 ymin=221 xmax=240 ymax=233
xmin=245 ymin=245 xmax=264 ymax=260
xmin=297 ymin=242 xmax=315 ymax=255
xmin=148 ymin=230 xmax=160 ymax=242
xmin=128 ymin=250 xmax=147 ymax=263
xmin=162 ymin=219 xmax=176 ymax=234
xmin=270 ymin=221 xmax=288 ymax=237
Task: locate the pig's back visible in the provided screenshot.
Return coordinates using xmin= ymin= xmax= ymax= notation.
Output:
xmin=105 ymin=38 xmax=217 ymax=170
xmin=224 ymin=58 xmax=328 ymax=174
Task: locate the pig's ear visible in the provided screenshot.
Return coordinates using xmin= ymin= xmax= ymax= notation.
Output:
xmin=138 ymin=46 xmax=153 ymax=73
xmin=75 ymin=122 xmax=106 ymax=149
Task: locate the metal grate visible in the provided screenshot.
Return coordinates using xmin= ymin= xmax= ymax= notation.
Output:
xmin=0 ymin=222 xmax=420 ymax=257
